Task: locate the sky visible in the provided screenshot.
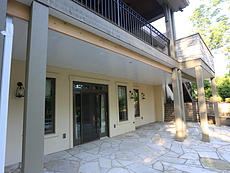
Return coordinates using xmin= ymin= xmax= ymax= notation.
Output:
xmin=153 ymin=1 xmax=229 ymax=76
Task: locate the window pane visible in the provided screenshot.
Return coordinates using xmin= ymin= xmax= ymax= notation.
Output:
xmin=45 ymin=78 xmax=55 ymax=134
xmin=45 ymin=79 xmax=52 ymax=97
xmin=74 ymin=83 xmax=91 ymax=90
xmin=134 ymin=89 xmax=140 ymax=117
xmin=74 ymin=93 xmax=81 ymax=139
xmin=100 ymin=94 xmax=106 ymax=133
xmin=118 ymin=86 xmax=128 ymax=121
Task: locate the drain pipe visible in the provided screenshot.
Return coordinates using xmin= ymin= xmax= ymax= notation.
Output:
xmin=0 ymin=15 xmax=14 ymax=172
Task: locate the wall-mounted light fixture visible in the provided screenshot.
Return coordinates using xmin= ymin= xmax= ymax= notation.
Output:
xmin=16 ymin=82 xmax=24 ymax=98
xmin=129 ymin=90 xmax=134 ymax=99
xmin=141 ymin=93 xmax=145 ymax=100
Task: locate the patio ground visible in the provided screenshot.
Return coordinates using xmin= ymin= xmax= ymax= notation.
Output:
xmin=5 ymin=122 xmax=230 ymax=173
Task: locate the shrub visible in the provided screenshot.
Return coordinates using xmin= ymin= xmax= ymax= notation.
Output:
xmin=225 ymin=98 xmax=230 ymax=103
xmin=210 ymin=96 xmax=222 ymax=102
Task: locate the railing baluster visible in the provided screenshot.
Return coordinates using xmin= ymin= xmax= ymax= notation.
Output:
xmin=150 ymin=25 xmax=153 ymax=46
xmin=108 ymin=0 xmax=111 ymax=20
xmin=125 ymin=5 xmax=126 ymax=29
xmin=97 ymin=0 xmax=99 ymax=13
xmin=100 ymin=0 xmax=102 ymax=15
xmin=126 ymin=6 xmax=129 ymax=32
xmin=112 ymin=0 xmax=114 ymax=23
xmin=117 ymin=0 xmax=120 ymax=26
xmin=114 ymin=0 xmax=117 ymax=24
xmin=130 ymin=9 xmax=133 ymax=33
xmin=105 ymin=0 xmax=107 ymax=18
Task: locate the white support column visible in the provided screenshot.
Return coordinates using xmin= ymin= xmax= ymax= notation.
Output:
xmin=178 ymin=70 xmax=187 ymax=138
xmin=172 ymin=68 xmax=185 ymax=142
xmin=211 ymin=77 xmax=220 ymax=126
xmin=171 ymin=9 xmax=177 ymax=42
xmin=163 ymin=4 xmax=176 ymax=58
xmin=21 ymin=2 xmax=49 ymax=173
xmin=0 ymin=1 xmax=8 ymax=171
xmin=195 ymin=66 xmax=210 ymax=142
xmin=0 ymin=15 xmax=14 ymax=173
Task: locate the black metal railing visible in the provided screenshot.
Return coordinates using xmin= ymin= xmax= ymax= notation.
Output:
xmin=72 ymin=0 xmax=170 ymax=51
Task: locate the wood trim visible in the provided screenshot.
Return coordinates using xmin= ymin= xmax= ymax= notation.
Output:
xmin=179 ymin=59 xmax=201 ymax=70
xmin=7 ymin=0 xmax=172 ymax=74
xmin=180 ymin=71 xmax=196 ymax=82
xmin=7 ymin=0 xmax=30 ymax=21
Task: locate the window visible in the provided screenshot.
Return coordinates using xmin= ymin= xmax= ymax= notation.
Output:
xmin=134 ymin=89 xmax=140 ymax=117
xmin=45 ymin=78 xmax=55 ymax=134
xmin=118 ymin=85 xmax=128 ymax=121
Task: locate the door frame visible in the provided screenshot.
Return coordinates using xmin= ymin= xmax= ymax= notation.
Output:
xmin=72 ymin=81 xmax=109 ymax=146
xmin=69 ymin=75 xmax=111 ymax=148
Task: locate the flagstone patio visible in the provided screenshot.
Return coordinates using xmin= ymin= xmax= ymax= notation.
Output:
xmin=5 ymin=122 xmax=230 ymax=173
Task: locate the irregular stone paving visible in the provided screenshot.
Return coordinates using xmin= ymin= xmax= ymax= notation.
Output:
xmin=5 ymin=122 xmax=230 ymax=173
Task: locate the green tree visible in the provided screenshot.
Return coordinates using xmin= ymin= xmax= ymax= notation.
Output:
xmin=189 ymin=0 xmax=230 ymax=68
xmin=190 ymin=79 xmax=212 ymax=100
xmin=216 ymin=73 xmax=230 ymax=100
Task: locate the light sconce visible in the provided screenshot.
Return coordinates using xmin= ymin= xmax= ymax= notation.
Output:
xmin=16 ymin=82 xmax=24 ymax=98
xmin=141 ymin=93 xmax=145 ymax=100
xmin=129 ymin=90 xmax=134 ymax=99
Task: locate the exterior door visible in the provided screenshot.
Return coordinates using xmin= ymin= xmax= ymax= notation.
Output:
xmin=82 ymin=92 xmax=100 ymax=143
xmin=73 ymin=82 xmax=108 ymax=146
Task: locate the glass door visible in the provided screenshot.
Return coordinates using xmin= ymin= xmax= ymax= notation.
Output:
xmin=73 ymin=82 xmax=108 ymax=146
xmin=82 ymin=92 xmax=100 ymax=143
xmin=99 ymin=93 xmax=108 ymax=137
xmin=73 ymin=91 xmax=81 ymax=145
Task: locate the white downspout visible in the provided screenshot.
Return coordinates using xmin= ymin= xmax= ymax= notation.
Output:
xmin=0 ymin=15 xmax=14 ymax=173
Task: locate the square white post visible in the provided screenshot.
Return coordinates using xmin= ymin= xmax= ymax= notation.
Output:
xmin=195 ymin=66 xmax=210 ymax=142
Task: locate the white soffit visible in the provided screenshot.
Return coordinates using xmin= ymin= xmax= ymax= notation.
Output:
xmin=12 ymin=17 xmax=172 ymax=86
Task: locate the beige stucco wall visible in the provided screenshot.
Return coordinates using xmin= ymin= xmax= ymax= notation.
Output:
xmin=5 ymin=60 xmax=162 ymax=166
xmin=154 ymin=85 xmax=166 ymax=122
xmin=6 ymin=60 xmax=25 ymax=167
xmin=134 ymin=84 xmax=156 ymax=127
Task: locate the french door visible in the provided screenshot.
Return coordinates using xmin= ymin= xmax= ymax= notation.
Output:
xmin=73 ymin=82 xmax=108 ymax=145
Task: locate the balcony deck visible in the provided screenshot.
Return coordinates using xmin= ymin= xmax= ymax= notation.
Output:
xmin=72 ymin=0 xmax=170 ymax=54
xmin=176 ymin=34 xmax=215 ymax=72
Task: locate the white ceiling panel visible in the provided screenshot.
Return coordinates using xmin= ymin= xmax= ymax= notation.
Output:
xmin=12 ymin=17 xmax=172 ymax=86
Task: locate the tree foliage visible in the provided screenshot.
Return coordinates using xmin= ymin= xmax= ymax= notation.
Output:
xmin=190 ymin=73 xmax=230 ymax=101
xmin=189 ymin=0 xmax=230 ymax=68
xmin=191 ymin=79 xmax=212 ymax=100
xmin=216 ymin=73 xmax=230 ymax=100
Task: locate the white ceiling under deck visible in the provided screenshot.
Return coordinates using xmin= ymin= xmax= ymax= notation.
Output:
xmin=12 ymin=17 xmax=172 ymax=86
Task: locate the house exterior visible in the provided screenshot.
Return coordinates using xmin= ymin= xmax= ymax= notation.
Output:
xmin=0 ymin=0 xmax=219 ymax=172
